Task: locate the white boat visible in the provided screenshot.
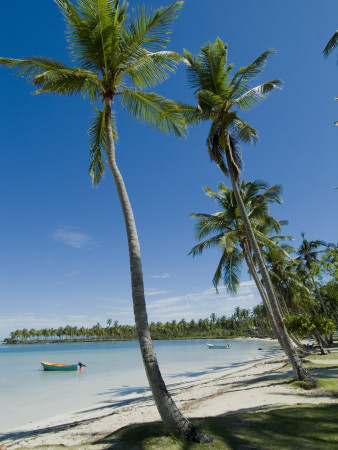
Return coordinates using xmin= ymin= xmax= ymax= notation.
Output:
xmin=206 ymin=343 xmax=231 ymax=349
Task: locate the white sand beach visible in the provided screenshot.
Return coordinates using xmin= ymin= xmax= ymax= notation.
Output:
xmin=2 ymin=354 xmax=337 ymax=449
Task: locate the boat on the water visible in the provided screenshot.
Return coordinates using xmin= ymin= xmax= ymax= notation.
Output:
xmin=41 ymin=361 xmax=85 ymax=371
xmin=206 ymin=343 xmax=231 ymax=349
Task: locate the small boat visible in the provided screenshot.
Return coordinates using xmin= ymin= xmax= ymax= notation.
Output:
xmin=206 ymin=343 xmax=231 ymax=349
xmin=41 ymin=361 xmax=86 ymax=371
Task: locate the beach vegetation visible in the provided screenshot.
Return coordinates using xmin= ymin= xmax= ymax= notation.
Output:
xmin=88 ymin=403 xmax=338 ymax=449
xmin=181 ymin=39 xmax=317 ymax=385
xmin=3 ymin=307 xmax=272 ymax=344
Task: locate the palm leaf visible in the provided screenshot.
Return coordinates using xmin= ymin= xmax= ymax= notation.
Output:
xmin=122 ymin=50 xmax=183 ymax=88
xmin=120 ymin=1 xmax=183 ymax=65
xmin=213 ymin=246 xmax=242 ymax=293
xmin=231 ymin=48 xmax=275 ymax=87
xmin=176 ymin=102 xmax=207 ymax=125
xmin=55 ymin=0 xmax=121 ymax=74
xmin=233 ymin=80 xmax=282 ymax=111
xmin=189 ymin=233 xmax=225 ymax=257
xmin=88 ymin=107 xmax=118 ymax=185
xmin=323 ymin=30 xmax=338 ymax=58
xmin=230 ymin=117 xmax=259 ymax=145
xmin=121 ymin=88 xmax=186 ymax=137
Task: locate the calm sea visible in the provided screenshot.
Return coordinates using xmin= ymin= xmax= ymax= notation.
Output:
xmin=0 ymin=338 xmax=281 ymax=433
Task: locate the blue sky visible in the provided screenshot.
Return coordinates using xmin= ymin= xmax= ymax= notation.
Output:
xmin=0 ymin=0 xmax=337 ymax=340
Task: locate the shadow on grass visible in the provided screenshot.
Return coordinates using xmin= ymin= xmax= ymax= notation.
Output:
xmin=94 ymin=404 xmax=338 ymax=449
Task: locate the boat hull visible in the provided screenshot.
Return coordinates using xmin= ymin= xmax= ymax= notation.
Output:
xmin=41 ymin=361 xmax=78 ymax=371
xmin=206 ymin=344 xmax=230 ymax=349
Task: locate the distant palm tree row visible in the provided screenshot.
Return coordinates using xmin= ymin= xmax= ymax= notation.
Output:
xmin=3 ymin=306 xmax=270 ymax=344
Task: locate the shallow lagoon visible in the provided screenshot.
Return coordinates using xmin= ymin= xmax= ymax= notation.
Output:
xmin=0 ymin=338 xmax=281 ymax=432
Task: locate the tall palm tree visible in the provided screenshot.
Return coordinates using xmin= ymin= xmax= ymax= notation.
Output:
xmin=297 ymin=233 xmax=330 ymax=316
xmin=0 ymin=0 xmax=211 ymax=442
xmin=190 ymin=179 xmax=299 ymax=346
xmin=182 ymin=41 xmax=316 ymax=385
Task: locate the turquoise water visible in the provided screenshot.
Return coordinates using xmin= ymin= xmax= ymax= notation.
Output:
xmin=0 ymin=339 xmax=281 ymax=433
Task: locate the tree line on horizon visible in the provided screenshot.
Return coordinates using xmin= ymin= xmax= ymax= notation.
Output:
xmin=0 ymin=0 xmax=336 ymax=443
xmin=3 ymin=306 xmax=271 ymax=344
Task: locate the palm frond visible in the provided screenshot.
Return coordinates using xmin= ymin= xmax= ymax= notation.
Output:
xmin=233 ymin=80 xmax=282 ymax=111
xmin=189 ymin=233 xmax=225 ymax=257
xmin=122 ymin=50 xmax=183 ymax=88
xmin=55 ymin=0 xmax=122 ymax=74
xmin=230 ymin=117 xmax=259 ymax=145
xmin=88 ymin=107 xmax=118 ymax=185
xmin=0 ymin=56 xmax=70 ymax=79
xmin=231 ymin=48 xmax=275 ymax=87
xmin=0 ymin=56 xmax=100 ymax=99
xmin=184 ymin=39 xmax=232 ymax=98
xmin=213 ymin=247 xmax=242 ymax=293
xmin=323 ymin=30 xmax=338 ymax=58
xmin=120 ymin=0 xmax=183 ymax=64
xmin=176 ymin=102 xmax=207 ymax=125
xmin=121 ymin=88 xmax=186 ymax=137
xmin=34 ymin=67 xmax=100 ymax=100
xmin=196 ymin=89 xmax=223 ymax=112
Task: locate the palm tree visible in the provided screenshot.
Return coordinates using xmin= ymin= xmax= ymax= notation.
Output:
xmin=0 ymin=0 xmax=211 ymax=441
xmin=297 ymin=233 xmax=330 ymax=316
xmin=183 ymin=40 xmax=317 ymax=384
xmin=190 ymin=180 xmax=287 ymax=294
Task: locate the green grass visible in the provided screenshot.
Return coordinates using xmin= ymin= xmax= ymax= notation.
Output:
xmin=89 ymin=404 xmax=338 ymax=449
xmin=308 ymin=352 xmax=338 ymax=360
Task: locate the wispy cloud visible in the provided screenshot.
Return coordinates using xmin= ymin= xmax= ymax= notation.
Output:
xmin=53 ymin=227 xmax=93 ymax=249
xmin=146 ymin=281 xmax=260 ymax=323
xmin=145 ymin=288 xmax=170 ymax=296
xmin=149 ymin=273 xmax=170 ymax=279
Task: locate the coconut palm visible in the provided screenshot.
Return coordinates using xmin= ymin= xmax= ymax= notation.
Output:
xmin=182 ymin=40 xmax=316 ymax=384
xmin=0 ymin=0 xmax=211 ymax=442
xmin=189 ymin=180 xmax=287 ymax=293
xmin=296 ymin=233 xmax=330 ymax=316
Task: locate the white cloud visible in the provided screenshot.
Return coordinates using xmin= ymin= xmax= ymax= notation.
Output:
xmin=146 ymin=281 xmax=261 ymax=323
xmin=53 ymin=227 xmax=93 ymax=249
xmin=145 ymin=288 xmax=170 ymax=296
xmin=149 ymin=273 xmax=170 ymax=279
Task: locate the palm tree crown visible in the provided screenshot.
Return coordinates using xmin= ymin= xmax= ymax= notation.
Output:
xmin=181 ymin=38 xmax=282 ymax=178
xmin=189 ymin=180 xmax=288 ymax=292
xmin=0 ymin=0 xmax=186 ymax=183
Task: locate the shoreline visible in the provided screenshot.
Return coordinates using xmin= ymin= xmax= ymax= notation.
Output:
xmin=2 ymin=351 xmax=337 ymax=449
xmin=1 ymin=335 xmax=272 ymax=345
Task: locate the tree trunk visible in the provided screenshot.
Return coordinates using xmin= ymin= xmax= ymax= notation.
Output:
xmin=103 ymin=101 xmax=212 ymax=443
xmin=224 ymin=137 xmax=317 ymax=386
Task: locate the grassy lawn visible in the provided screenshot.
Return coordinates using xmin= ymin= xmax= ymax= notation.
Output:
xmin=90 ymin=404 xmax=338 ymax=449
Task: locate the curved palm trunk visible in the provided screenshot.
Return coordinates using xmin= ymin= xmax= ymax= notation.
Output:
xmin=104 ymin=102 xmax=211 ymax=443
xmin=243 ymin=242 xmax=307 ymax=356
xmin=225 ymin=139 xmax=317 ymax=386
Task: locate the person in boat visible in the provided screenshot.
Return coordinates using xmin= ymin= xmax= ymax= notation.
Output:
xmin=78 ymin=361 xmax=86 ymax=369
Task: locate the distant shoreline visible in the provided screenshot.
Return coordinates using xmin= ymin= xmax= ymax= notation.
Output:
xmin=2 ymin=334 xmax=270 ymax=345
